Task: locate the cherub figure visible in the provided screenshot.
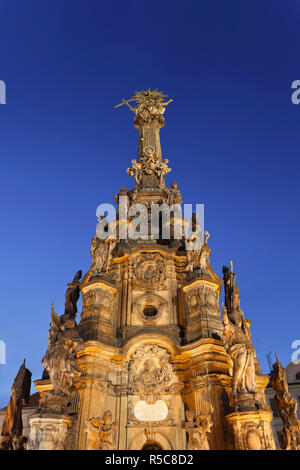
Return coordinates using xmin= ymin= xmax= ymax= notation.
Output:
xmin=127 ymin=159 xmax=143 ymax=185
xmin=183 ymin=409 xmax=213 ymax=450
xmin=86 ymin=411 xmax=118 ymax=450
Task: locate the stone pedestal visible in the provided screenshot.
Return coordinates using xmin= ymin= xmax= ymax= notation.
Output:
xmin=27 ymin=414 xmax=74 ymax=450
xmin=225 ymin=410 xmax=276 ymax=450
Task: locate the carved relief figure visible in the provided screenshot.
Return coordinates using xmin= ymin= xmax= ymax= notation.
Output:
xmin=0 ymin=360 xmax=31 ymax=450
xmin=222 ymin=305 xmax=256 ymax=400
xmin=271 ymin=354 xmax=300 ymax=450
xmin=183 ymin=409 xmax=213 ymax=450
xmin=133 ymin=253 xmax=166 ymax=290
xmin=234 ymin=420 xmax=275 ymax=450
xmin=27 ymin=420 xmax=69 ymax=450
xmin=86 ymin=411 xmax=118 ymax=450
xmin=129 ymin=344 xmax=176 ymax=400
xmin=82 ymin=288 xmax=114 ymax=321
xmin=185 ymin=285 xmax=219 ymax=318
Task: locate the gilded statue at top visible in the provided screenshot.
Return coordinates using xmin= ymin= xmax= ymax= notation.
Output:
xmin=271 ymin=354 xmax=300 ymax=450
xmin=115 ymin=89 xmax=173 ymax=126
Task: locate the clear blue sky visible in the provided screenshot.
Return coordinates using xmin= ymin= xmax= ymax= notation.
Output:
xmin=0 ymin=0 xmax=299 ymax=406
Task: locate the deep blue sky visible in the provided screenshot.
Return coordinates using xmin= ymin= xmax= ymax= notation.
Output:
xmin=0 ymin=0 xmax=299 ymax=406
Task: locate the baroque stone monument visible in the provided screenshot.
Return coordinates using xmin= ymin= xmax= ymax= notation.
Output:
xmin=21 ymin=89 xmax=277 ymax=449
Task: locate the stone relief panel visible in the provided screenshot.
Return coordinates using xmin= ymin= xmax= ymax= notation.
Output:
xmin=27 ymin=417 xmax=71 ymax=450
xmin=184 ymin=285 xmax=220 ymax=318
xmin=128 ymin=344 xmax=182 ymax=402
xmin=82 ymin=288 xmax=115 ymax=322
xmin=235 ymin=420 xmax=275 ymax=450
xmin=132 ymin=253 xmax=166 ymax=291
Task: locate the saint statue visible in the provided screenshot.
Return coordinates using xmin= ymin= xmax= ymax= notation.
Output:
xmin=162 ymin=182 xmax=182 ymax=205
xmin=42 ymin=304 xmax=83 ymax=398
xmin=271 ymin=354 xmax=300 ymax=450
xmin=90 ymin=235 xmax=109 ymax=274
xmin=186 ymin=212 xmax=204 ymax=271
xmin=222 ymin=305 xmax=256 ymax=400
xmin=0 ymin=360 xmax=31 ymax=450
xmin=222 ymin=264 xmax=235 ymax=314
xmin=63 ymin=270 xmax=82 ymax=320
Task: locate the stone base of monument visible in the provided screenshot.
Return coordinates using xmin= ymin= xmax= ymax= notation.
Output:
xmin=27 ymin=413 xmax=74 ymax=450
xmin=0 ymin=435 xmax=14 ymax=450
xmin=230 ymin=392 xmax=258 ymax=412
xmin=39 ymin=392 xmax=68 ymax=414
xmin=225 ymin=409 xmax=276 ymax=450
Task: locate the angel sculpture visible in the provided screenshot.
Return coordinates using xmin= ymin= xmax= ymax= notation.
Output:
xmin=127 ymin=159 xmax=143 ymax=186
xmin=183 ymin=409 xmax=213 ymax=450
xmin=157 ymin=158 xmax=171 ymax=187
xmin=86 ymin=411 xmax=118 ymax=450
